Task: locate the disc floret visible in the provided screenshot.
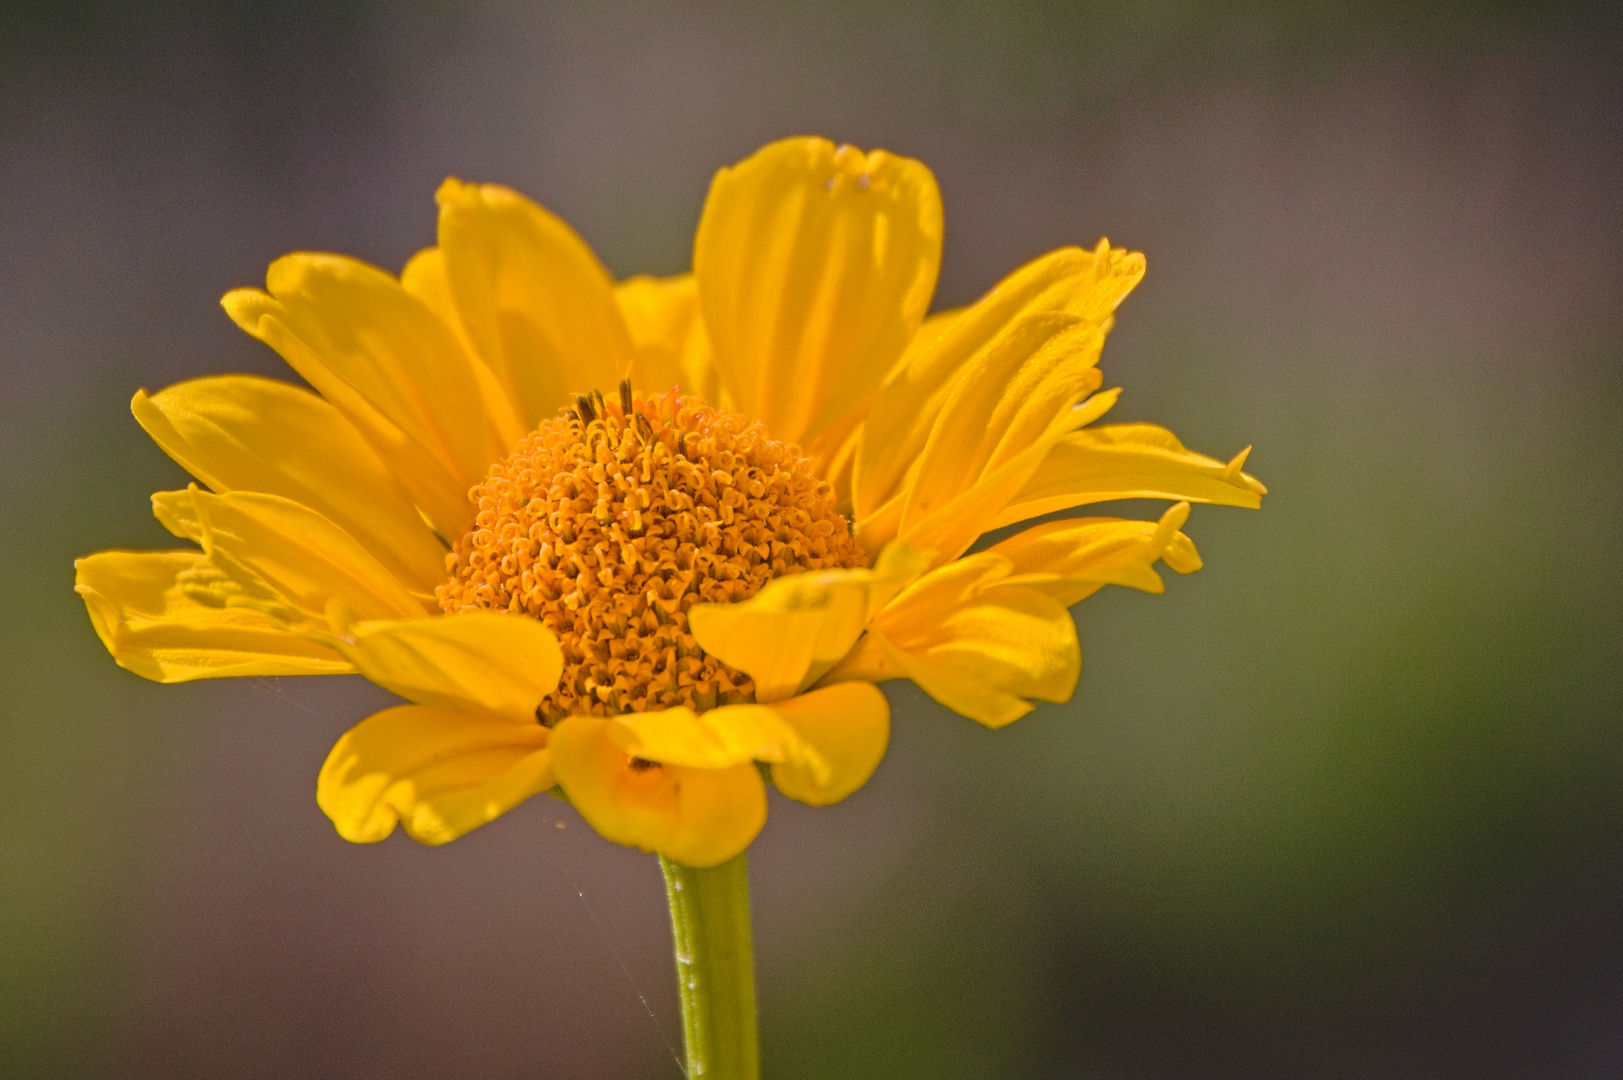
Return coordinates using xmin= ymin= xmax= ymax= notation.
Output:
xmin=437 ymin=382 xmax=867 ymax=723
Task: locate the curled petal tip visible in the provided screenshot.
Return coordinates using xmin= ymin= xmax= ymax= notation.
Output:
xmin=1225 ymin=445 xmax=1251 ymax=475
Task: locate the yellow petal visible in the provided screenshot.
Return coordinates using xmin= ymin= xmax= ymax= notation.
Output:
xmin=436 ymin=178 xmax=635 ymax=429
xmin=335 ymin=612 xmax=563 ymax=725
xmin=802 ymin=404 xmax=866 ymax=514
xmin=876 ymin=387 xmax=1122 ymax=566
xmin=132 ymin=376 xmax=447 ymax=593
xmin=687 ymin=540 xmax=930 ymax=701
xmin=151 ymin=487 xmax=425 ymax=622
xmin=812 ymin=630 xmax=907 ymax=686
xmin=615 ymin=273 xmax=703 ymax=396
xmin=900 ymin=314 xmax=1104 ymax=528
xmin=605 ymin=702 xmax=824 ymax=777
xmin=992 ymin=425 xmax=1267 ymax=529
xmin=766 ymin=682 xmax=890 ymax=807
xmin=854 ymin=241 xmax=1144 ymax=522
xmin=598 ymin=684 xmax=890 ymax=806
xmin=400 ymin=246 xmax=525 ymax=443
xmin=866 ymin=553 xmax=1080 ymax=728
xmin=802 ymin=308 xmax=961 ymax=513
xmin=615 ymin=273 xmax=725 ymax=407
xmin=317 ymin=703 xmax=552 ymax=845
xmin=694 ymin=137 xmax=942 ymax=445
xmin=400 ymin=246 xmax=469 ymax=347
xmin=222 ymin=253 xmax=509 ymax=537
xmin=223 ymin=291 xmax=465 ymax=538
xmin=550 ymin=715 xmax=766 ymax=868
xmin=74 ymin=550 xmax=352 ymax=682
xmin=907 ymin=304 xmax=967 ymax=358
xmin=990 ymin=501 xmax=1204 ymax=607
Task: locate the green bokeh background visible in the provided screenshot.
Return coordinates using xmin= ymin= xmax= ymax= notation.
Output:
xmin=3 ymin=2 xmax=1621 ymax=1076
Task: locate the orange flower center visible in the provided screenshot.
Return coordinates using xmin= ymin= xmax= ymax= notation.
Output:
xmin=437 ymin=383 xmax=867 ymax=723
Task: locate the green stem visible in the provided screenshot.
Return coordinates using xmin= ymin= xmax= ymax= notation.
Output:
xmin=660 ymin=852 xmax=760 ymax=1080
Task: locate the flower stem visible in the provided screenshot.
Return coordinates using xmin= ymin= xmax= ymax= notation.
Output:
xmin=660 ymin=852 xmax=760 ymax=1080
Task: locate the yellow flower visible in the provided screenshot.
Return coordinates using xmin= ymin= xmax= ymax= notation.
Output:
xmin=75 ymin=137 xmax=1264 ymax=867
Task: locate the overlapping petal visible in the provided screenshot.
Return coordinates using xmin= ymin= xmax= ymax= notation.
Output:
xmin=151 ymin=487 xmax=425 ymax=623
xmin=836 ymin=553 xmax=1081 ymax=729
xmin=587 ymin=683 xmax=889 ymax=813
xmin=317 ymin=703 xmax=553 ymax=845
xmin=762 ymin=682 xmax=890 ymax=807
xmin=885 ymin=313 xmax=1109 ymax=559
xmin=132 ymin=376 xmax=446 ymax=592
xmin=333 ymin=612 xmax=564 ymax=724
xmin=695 ymin=136 xmax=942 ymax=445
xmin=549 ymin=715 xmax=766 ymax=868
xmin=993 ymin=425 xmax=1264 ymax=530
xmin=74 ymin=550 xmax=353 ymax=682
xmin=603 ymin=702 xmax=822 ymax=775
xmin=854 ymin=241 xmax=1144 ymax=524
xmin=398 ymin=246 xmax=465 ymax=336
xmin=806 ymin=306 xmax=965 ymax=513
xmin=436 ymin=179 xmax=635 ymax=429
xmin=613 ymin=273 xmax=726 ymax=402
xmin=223 ymin=253 xmax=511 ymax=537
xmin=990 ymin=501 xmax=1204 ymax=607
xmin=687 ymin=541 xmax=930 ymax=701
xmin=397 ymin=245 xmax=511 ymax=414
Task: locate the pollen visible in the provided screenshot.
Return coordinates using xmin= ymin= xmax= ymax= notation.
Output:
xmin=437 ymin=383 xmax=868 ymax=723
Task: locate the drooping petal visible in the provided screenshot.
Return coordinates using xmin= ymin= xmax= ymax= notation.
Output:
xmin=989 ymin=502 xmax=1203 ymax=607
xmin=991 ymin=425 xmax=1266 ymax=529
xmin=436 ymin=178 xmax=635 ymax=429
xmin=151 ymin=487 xmax=425 ymax=622
xmin=694 ymin=137 xmax=942 ymax=446
xmin=74 ymin=550 xmax=352 ymax=682
xmin=549 ymin=715 xmax=766 ymax=868
xmin=860 ymin=553 xmax=1080 ymax=728
xmin=317 ymin=703 xmax=553 ymax=845
xmin=589 ymin=685 xmax=889 ymax=808
xmin=334 ymin=612 xmax=564 ymax=725
xmin=604 ymin=702 xmax=823 ymax=776
xmin=765 ymin=682 xmax=890 ymax=807
xmin=854 ymin=241 xmax=1144 ymax=522
xmin=687 ymin=541 xmax=930 ymax=701
xmin=132 ymin=376 xmax=447 ymax=593
xmin=222 ymin=253 xmax=511 ymax=537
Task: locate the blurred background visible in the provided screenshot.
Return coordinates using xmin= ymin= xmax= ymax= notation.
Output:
xmin=4 ymin=1 xmax=1622 ymax=1076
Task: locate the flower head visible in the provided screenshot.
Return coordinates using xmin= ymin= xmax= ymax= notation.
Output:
xmin=76 ymin=137 xmax=1264 ymax=866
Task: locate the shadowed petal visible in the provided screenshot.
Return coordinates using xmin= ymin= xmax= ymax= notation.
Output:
xmin=317 ymin=704 xmax=553 ymax=845
xmin=989 ymin=502 xmax=1203 ymax=607
xmin=74 ymin=550 xmax=351 ymax=682
xmin=688 ymin=541 xmax=929 ymax=701
xmin=550 ymin=715 xmax=766 ymax=868
xmin=335 ymin=612 xmax=563 ymax=724
xmin=133 ymin=376 xmax=447 ymax=592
